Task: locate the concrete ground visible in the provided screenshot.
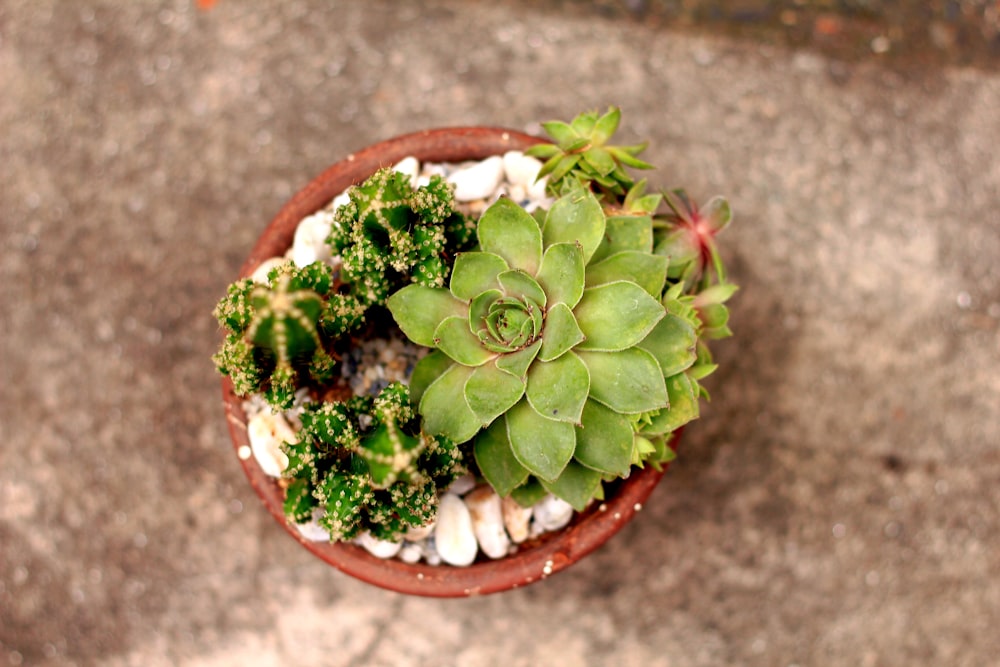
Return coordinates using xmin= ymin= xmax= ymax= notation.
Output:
xmin=2 ymin=1 xmax=998 ymax=665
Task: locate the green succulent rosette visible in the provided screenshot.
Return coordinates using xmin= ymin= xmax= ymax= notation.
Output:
xmin=388 ymin=188 xmax=704 ymax=509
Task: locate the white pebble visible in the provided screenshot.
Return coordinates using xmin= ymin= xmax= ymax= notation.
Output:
xmin=246 ymin=411 xmax=295 ymax=477
xmin=465 ymin=486 xmax=510 ymax=560
xmin=434 ymin=493 xmax=479 ymax=566
xmin=448 ymin=156 xmax=505 ymax=202
xmin=249 ymin=257 xmax=287 ymax=284
xmin=502 ymin=150 xmax=549 ymax=201
xmin=356 ymin=532 xmax=403 ymax=559
xmin=294 ymin=515 xmax=332 ymax=542
xmin=392 ymin=156 xmax=421 ymax=187
xmin=447 ymin=473 xmax=477 ymax=496
xmin=532 ymin=494 xmax=574 ymax=532
xmin=398 ymin=542 xmax=424 ymax=564
xmin=501 ymin=495 xmax=533 ymax=544
xmin=292 ymin=210 xmax=334 ymax=267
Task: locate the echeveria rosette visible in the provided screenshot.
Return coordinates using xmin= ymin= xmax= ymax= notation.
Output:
xmin=389 ymin=189 xmax=701 ymax=509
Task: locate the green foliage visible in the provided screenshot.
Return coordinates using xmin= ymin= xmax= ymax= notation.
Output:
xmin=328 ymin=167 xmax=476 ymax=308
xmin=388 ymin=186 xmax=723 ymax=510
xmin=212 ymin=261 xmax=365 ymax=409
xmin=526 ymin=107 xmax=653 ymax=199
xmin=281 ymin=382 xmax=466 ymax=542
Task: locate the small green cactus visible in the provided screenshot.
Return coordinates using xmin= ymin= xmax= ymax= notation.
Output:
xmin=280 ymin=382 xmax=465 ymax=542
xmin=213 ymin=261 xmax=365 ymax=409
xmin=329 ymin=167 xmax=476 ymax=308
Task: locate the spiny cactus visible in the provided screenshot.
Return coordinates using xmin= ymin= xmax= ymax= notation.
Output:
xmin=281 ymin=382 xmax=465 ymax=542
xmin=525 ymin=107 xmax=653 ymax=199
xmin=387 ymin=186 xmax=722 ymax=510
xmin=213 ymin=261 xmax=365 ymax=409
xmin=328 ymin=167 xmax=476 ymax=308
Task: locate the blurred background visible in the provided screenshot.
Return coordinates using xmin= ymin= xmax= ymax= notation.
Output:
xmin=2 ymin=1 xmax=998 ymax=665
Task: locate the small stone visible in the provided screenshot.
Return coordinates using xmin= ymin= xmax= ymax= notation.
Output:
xmin=249 ymin=257 xmax=287 ymax=284
xmin=465 ymin=486 xmax=510 ymax=560
xmin=447 ymin=473 xmax=477 ymax=496
xmin=434 ymin=493 xmax=478 ymax=566
xmin=292 ymin=211 xmax=333 ymax=267
xmin=532 ymin=494 xmax=574 ymax=531
xmin=502 ymin=151 xmax=547 ymax=200
xmin=501 ymin=495 xmax=533 ymax=544
xmin=246 ymin=411 xmax=295 ymax=477
xmin=294 ymin=515 xmax=332 ymax=542
xmin=392 ymin=156 xmax=420 ymax=187
xmin=398 ymin=542 xmax=423 ymax=564
xmin=356 ymin=532 xmax=402 ymax=559
xmin=448 ymin=156 xmax=505 ymax=202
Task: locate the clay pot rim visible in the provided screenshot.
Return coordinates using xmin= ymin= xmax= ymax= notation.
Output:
xmin=221 ymin=125 xmax=674 ymax=597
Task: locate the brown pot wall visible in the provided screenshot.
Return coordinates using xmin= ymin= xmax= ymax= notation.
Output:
xmin=221 ymin=126 xmax=673 ymax=597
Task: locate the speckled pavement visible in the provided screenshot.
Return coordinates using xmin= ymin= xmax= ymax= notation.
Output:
xmin=2 ymin=2 xmax=998 ymax=665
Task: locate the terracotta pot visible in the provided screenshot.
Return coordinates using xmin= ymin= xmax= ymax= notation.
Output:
xmin=221 ymin=126 xmax=676 ymax=597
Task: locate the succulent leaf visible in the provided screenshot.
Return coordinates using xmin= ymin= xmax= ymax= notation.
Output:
xmin=538 ymin=302 xmax=585 ymax=362
xmin=535 ymin=242 xmax=586 ymax=308
xmin=590 ymin=215 xmax=653 ymax=264
xmin=450 ymin=252 xmax=508 ymax=300
xmin=637 ymin=312 xmax=699 ymax=377
xmin=477 ymin=197 xmax=543 ymax=274
xmin=494 ymin=339 xmax=542 ymax=379
xmin=525 ymin=351 xmax=590 ymax=424
xmin=573 ymin=399 xmax=634 ymax=476
xmin=464 ymin=361 xmax=526 ymax=426
xmin=506 ymin=399 xmax=576 ymax=481
xmin=542 ymin=188 xmax=606 ymax=264
xmin=584 ymin=251 xmax=670 ymax=298
xmin=386 ymin=284 xmax=465 ymax=347
xmin=577 ymin=348 xmax=668 ymax=414
xmin=573 ymin=281 xmax=665 ymax=351
xmin=434 ymin=316 xmax=496 ymax=366
xmin=409 ymin=350 xmax=452 ymax=405
xmin=418 ymin=364 xmax=480 ymax=443
xmin=474 ymin=420 xmax=530 ymax=497
xmin=539 ymin=461 xmax=604 ymax=512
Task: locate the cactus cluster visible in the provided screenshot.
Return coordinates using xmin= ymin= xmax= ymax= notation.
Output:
xmin=329 ymin=167 xmax=476 ymax=307
xmin=214 ymin=107 xmax=737 ymax=543
xmin=213 ymin=261 xmax=365 ymax=409
xmin=282 ymin=382 xmax=466 ymax=542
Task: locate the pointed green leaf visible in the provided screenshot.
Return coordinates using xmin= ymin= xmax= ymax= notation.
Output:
xmin=540 ymin=461 xmax=603 ymax=511
xmin=574 ymin=281 xmax=665 ymax=351
xmin=583 ymin=147 xmax=616 ymax=176
xmin=543 ymin=190 xmax=606 ymax=264
xmin=569 ymin=110 xmax=598 ymax=136
xmin=387 ymin=284 xmax=465 ymax=347
xmin=495 ymin=339 xmax=542 ymax=379
xmin=701 ymin=196 xmax=732 ymax=233
xmin=465 ymin=360 xmax=526 ymax=426
xmin=607 ymin=145 xmax=654 ymax=170
xmin=469 ymin=289 xmax=502 ymax=330
xmin=526 ymin=351 xmax=589 ymax=424
xmin=548 ymin=155 xmax=582 ymax=184
xmin=450 ymin=252 xmax=509 ymax=301
xmin=536 ymin=242 xmax=585 ymax=308
xmin=524 ymin=143 xmax=559 ymax=159
xmin=642 ymin=372 xmax=699 ymax=435
xmin=419 ymin=364 xmax=480 ymax=443
xmin=497 ymin=270 xmax=546 ymax=307
xmin=574 ymin=399 xmax=634 ymax=476
xmin=590 ymin=215 xmax=653 ymax=264
xmin=478 ymin=197 xmax=543 ymax=275
xmin=578 ymin=348 xmax=668 ymax=414
xmin=541 ymin=120 xmax=579 ymax=146
xmin=510 ymin=478 xmax=548 ymax=506
xmin=409 ymin=350 xmax=454 ymax=405
xmin=506 ymin=399 xmax=575 ymax=481
xmin=585 ymin=251 xmax=669 ymax=298
xmin=539 ymin=302 xmax=585 ymax=361
xmin=637 ymin=312 xmax=698 ymax=377
xmin=473 ymin=419 xmax=530 ymax=497
xmin=592 ymin=106 xmax=621 ymax=144
xmin=434 ymin=316 xmax=494 ymax=366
